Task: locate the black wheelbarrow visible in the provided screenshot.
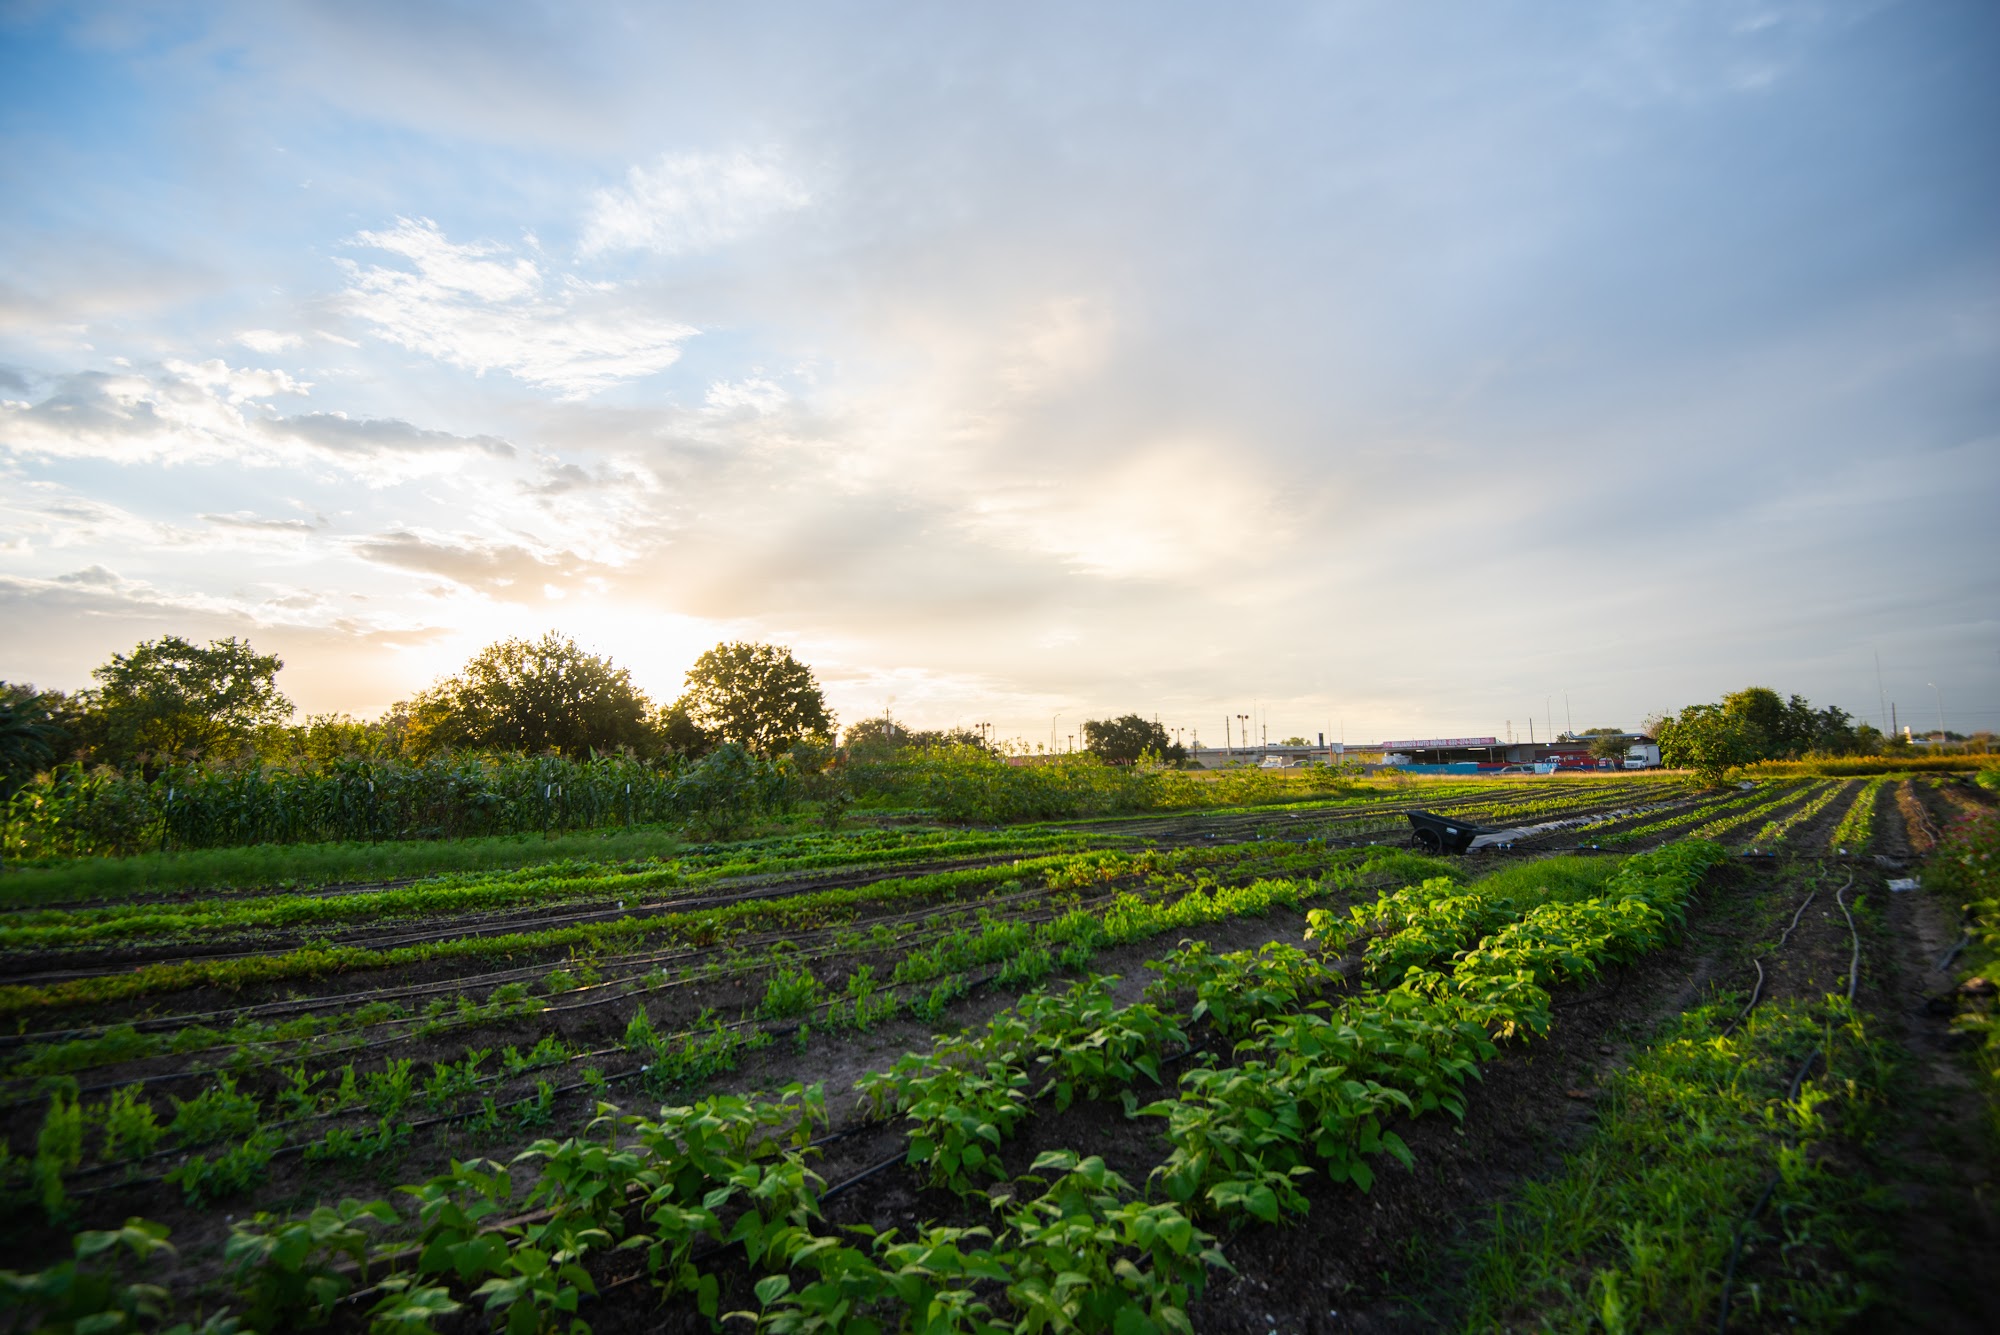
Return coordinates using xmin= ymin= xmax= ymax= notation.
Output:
xmin=1405 ymin=810 xmax=1491 ymax=855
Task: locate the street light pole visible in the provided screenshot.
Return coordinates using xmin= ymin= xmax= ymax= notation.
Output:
xmin=1929 ymin=683 xmax=1945 ymax=750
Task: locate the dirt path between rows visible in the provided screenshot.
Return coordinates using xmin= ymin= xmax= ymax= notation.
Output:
xmin=1870 ymin=866 xmax=1999 ymax=1331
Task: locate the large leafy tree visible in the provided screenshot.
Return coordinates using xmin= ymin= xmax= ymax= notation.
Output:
xmin=1082 ymin=714 xmax=1185 ymax=764
xmin=1587 ymin=732 xmax=1631 ymax=766
xmin=1 ymin=683 xmax=69 ymax=793
xmin=1718 ymin=687 xmax=1870 ymax=759
xmin=82 ymin=636 xmax=290 ymax=768
xmin=675 ymin=642 xmax=834 ymax=757
xmin=405 ymin=632 xmax=654 ymax=759
xmin=1655 ymin=704 xmax=1763 ymax=785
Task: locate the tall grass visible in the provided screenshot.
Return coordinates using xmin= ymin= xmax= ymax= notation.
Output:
xmin=1740 ymin=755 xmax=1999 ymax=777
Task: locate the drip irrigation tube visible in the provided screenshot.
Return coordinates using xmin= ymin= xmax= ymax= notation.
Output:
xmin=1721 ymin=879 xmax=1822 ymax=1038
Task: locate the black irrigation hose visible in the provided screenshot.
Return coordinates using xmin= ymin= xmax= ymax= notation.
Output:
xmin=1715 ymin=872 xmax=1858 ymax=1333
xmin=1720 ymin=880 xmax=1822 ymax=1038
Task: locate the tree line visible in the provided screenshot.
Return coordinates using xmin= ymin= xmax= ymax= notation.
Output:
xmin=0 ymin=633 xmax=835 ymax=795
xmin=0 ymin=630 xmax=1197 ymax=801
xmin=1652 ymin=686 xmax=1885 ymax=784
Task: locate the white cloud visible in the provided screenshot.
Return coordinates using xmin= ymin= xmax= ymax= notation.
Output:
xmin=581 ymin=150 xmax=811 ymax=257
xmin=704 ymin=377 xmax=787 ymax=414
xmin=237 ymin=329 xmax=304 ymax=353
xmin=0 ymin=361 xmax=517 ymax=479
xmin=165 ymin=357 xmax=311 ymax=402
xmin=339 ymin=218 xmax=696 ymax=398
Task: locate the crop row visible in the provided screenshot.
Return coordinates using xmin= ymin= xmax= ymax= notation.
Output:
xmin=1460 ymin=993 xmax=1887 ymax=1328
xmin=1683 ymin=780 xmax=1831 ymax=843
xmin=8 ymin=850 xmax=1459 ymax=1203
xmin=0 ymin=839 xmax=1381 ymax=1038
xmin=0 ymin=829 xmax=1115 ymax=944
xmin=1748 ymin=778 xmax=1856 ymax=850
xmin=3 ymin=840 xmax=1724 ymax=1334
xmin=1826 ymin=776 xmax=1888 ymax=853
xmin=1600 ymin=780 xmax=1806 ymax=847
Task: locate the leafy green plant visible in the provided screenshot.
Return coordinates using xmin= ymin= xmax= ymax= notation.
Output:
xmin=167 ymin=1130 xmax=280 ymax=1206
xmin=0 ymin=1217 xmax=192 ymax=1335
xmin=367 ymin=1278 xmax=464 ymax=1334
xmin=423 ymin=1050 xmax=490 ymax=1109
xmin=883 ymin=1056 xmax=1031 ymax=1194
xmin=365 ymin=1060 xmax=417 ymax=1118
xmin=1017 ymin=976 xmax=1186 ymax=1110
xmin=755 ymin=961 xmax=825 ymax=1020
xmin=223 ymin=1198 xmax=395 ymax=1328
xmin=168 ymin=1075 xmax=260 ymax=1147
xmin=1459 ymin=997 xmax=1887 ymax=1331
xmin=98 ymin=1085 xmax=165 ymax=1163
xmin=1001 ymin=1151 xmax=1225 ymax=1334
xmin=510 ymin=1081 xmax=557 ymax=1131
xmin=303 ymin=1116 xmax=409 ymax=1164
xmin=1144 ymin=940 xmax=1333 ymax=1036
xmin=35 ymin=1087 xmax=84 ymax=1220
xmin=275 ymin=1063 xmax=322 ymax=1118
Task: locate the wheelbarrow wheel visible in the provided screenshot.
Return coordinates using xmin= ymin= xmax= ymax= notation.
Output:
xmin=1412 ymin=827 xmax=1443 ymax=854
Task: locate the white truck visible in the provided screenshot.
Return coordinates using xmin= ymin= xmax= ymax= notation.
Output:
xmin=1622 ymin=742 xmax=1662 ymax=769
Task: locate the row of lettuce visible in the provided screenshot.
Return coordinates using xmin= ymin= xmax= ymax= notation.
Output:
xmin=2 ymin=841 xmax=1729 ymax=1334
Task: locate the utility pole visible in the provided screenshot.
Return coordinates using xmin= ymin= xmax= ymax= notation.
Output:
xmin=1224 ymin=716 xmax=1231 ymax=751
xmin=1564 ymin=690 xmax=1572 ymax=738
xmin=1237 ymin=714 xmax=1250 ymax=762
xmin=1930 ymin=683 xmax=1945 ymax=749
xmin=1875 ymin=650 xmax=1888 ymax=733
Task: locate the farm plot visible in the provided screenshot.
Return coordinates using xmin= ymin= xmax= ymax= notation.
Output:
xmin=4 ymin=774 xmax=1975 ymax=1334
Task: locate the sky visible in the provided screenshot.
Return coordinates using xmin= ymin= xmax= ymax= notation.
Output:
xmin=2 ymin=0 xmax=1996 ymax=749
